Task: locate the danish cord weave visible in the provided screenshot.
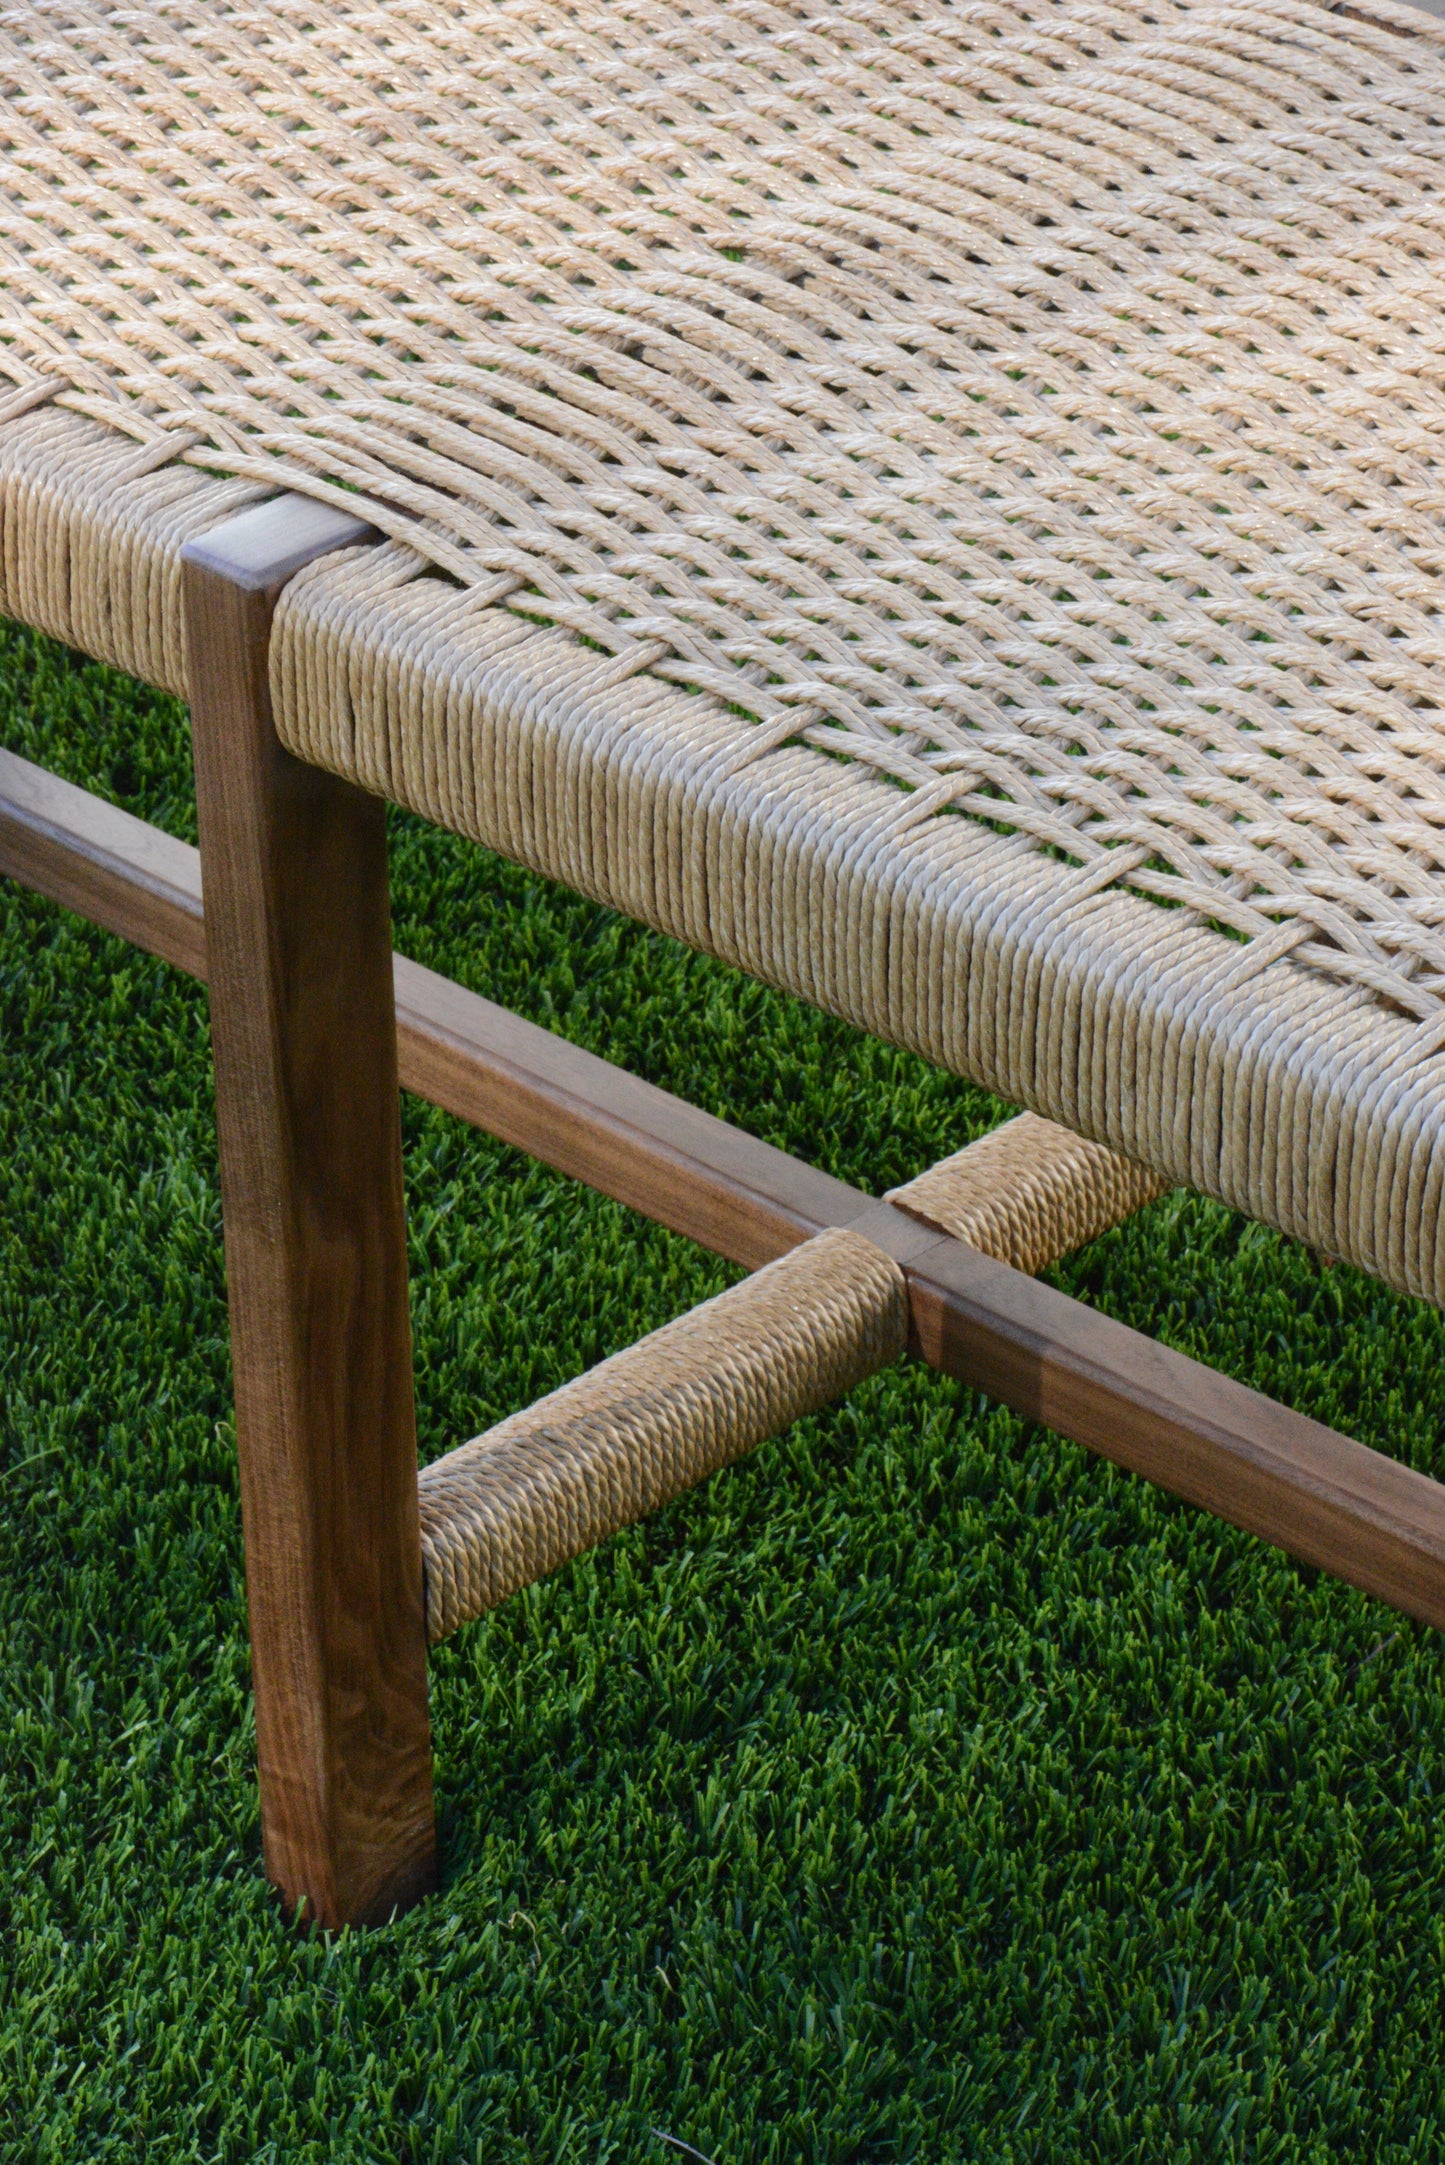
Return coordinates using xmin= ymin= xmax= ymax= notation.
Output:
xmin=3 ymin=0 xmax=1445 ymax=1027
xmin=888 ymin=1116 xmax=1168 ymax=1277
xmin=416 ymin=1227 xmax=909 ymax=1642
xmin=265 ymin=541 xmax=1445 ymax=1310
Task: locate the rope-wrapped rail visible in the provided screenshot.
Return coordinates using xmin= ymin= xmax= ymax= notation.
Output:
xmin=888 ymin=1115 xmax=1168 ymax=1278
xmin=416 ymin=1118 xmax=1161 ymax=1640
xmin=417 ymin=1227 xmax=909 ymax=1641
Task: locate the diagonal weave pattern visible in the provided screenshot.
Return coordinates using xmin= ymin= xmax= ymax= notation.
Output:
xmin=416 ymin=1226 xmax=909 ymax=1641
xmin=3 ymin=0 xmax=1445 ymax=1022
xmin=887 ymin=1113 xmax=1168 ymax=1274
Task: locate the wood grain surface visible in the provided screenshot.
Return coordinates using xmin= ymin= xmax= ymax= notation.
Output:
xmin=182 ymin=499 xmax=436 ymax=1929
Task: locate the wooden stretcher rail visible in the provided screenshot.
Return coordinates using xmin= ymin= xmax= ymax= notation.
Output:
xmin=0 ymin=744 xmax=850 ymax=1271
xmin=4 ymin=742 xmax=1445 ymax=1633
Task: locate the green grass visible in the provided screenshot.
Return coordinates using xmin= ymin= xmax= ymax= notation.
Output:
xmin=3 ymin=620 xmax=1445 ymax=2162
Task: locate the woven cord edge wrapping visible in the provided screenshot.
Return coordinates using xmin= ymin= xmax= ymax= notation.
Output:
xmin=9 ymin=411 xmax=1445 ymax=1306
xmin=0 ymin=409 xmax=269 ymax=698
xmin=887 ymin=1115 xmax=1167 ymax=1276
xmin=416 ymin=1227 xmax=908 ymax=1642
xmin=268 ymin=552 xmax=1445 ymax=1309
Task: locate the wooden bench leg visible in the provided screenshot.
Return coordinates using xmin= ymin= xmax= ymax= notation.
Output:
xmin=182 ymin=500 xmax=436 ymax=1928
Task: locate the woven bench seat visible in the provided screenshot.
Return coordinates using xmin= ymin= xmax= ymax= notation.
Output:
xmin=7 ymin=388 xmax=1445 ymax=1302
xmin=4 ymin=0 xmax=1445 ymax=1304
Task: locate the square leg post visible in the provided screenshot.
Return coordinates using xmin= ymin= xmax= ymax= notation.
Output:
xmin=182 ymin=500 xmax=436 ymax=1928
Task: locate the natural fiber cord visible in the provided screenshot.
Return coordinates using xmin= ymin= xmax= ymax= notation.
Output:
xmin=266 ymin=542 xmax=1445 ymax=1308
xmin=416 ymin=1227 xmax=908 ymax=1641
xmin=6 ymin=2 xmax=1445 ymax=1306
xmin=888 ymin=1115 xmax=1167 ymax=1275
xmin=3 ymin=0 xmax=1445 ymax=1025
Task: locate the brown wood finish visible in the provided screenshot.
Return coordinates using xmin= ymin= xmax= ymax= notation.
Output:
xmin=0 ymin=744 xmax=206 ymax=979
xmin=0 ymin=744 xmax=855 ymax=1269
xmin=6 ymin=712 xmax=1445 ymax=1642
xmin=181 ymin=497 xmax=436 ymax=1929
xmin=855 ymin=1203 xmax=1445 ymax=1632
xmin=390 ymin=954 xmax=857 ymax=1270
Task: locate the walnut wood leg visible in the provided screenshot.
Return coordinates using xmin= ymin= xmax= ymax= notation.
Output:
xmin=182 ymin=499 xmax=436 ymax=1928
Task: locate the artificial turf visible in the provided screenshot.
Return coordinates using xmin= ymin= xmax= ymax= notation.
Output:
xmin=3 ymin=618 xmax=1445 ymax=2163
